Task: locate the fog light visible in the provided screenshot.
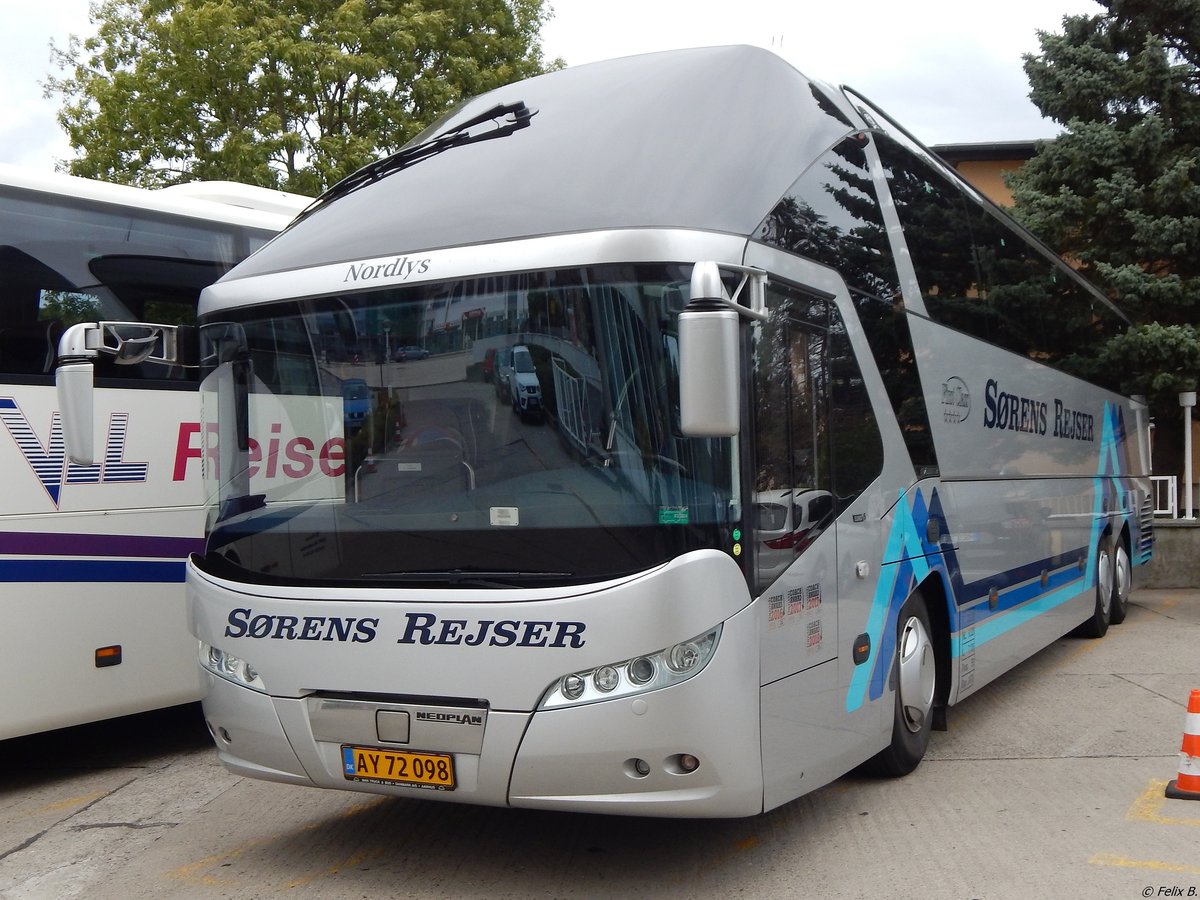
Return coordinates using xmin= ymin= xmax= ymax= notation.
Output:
xmin=679 ymin=753 xmax=700 ymax=773
xmin=624 ymin=757 xmax=652 ymax=779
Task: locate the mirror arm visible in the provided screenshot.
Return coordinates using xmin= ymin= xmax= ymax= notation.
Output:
xmin=690 ymin=262 xmax=770 ymax=322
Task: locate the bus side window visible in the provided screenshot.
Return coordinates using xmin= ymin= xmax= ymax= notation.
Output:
xmin=754 ymin=133 xmax=935 ymax=478
xmin=873 ymin=132 xmax=1126 ymax=392
xmin=0 ymin=314 xmax=66 ymax=376
xmin=752 ymin=284 xmax=885 ymax=592
xmin=0 ymin=245 xmax=78 ymax=376
xmin=828 ymin=314 xmax=884 ymax=503
xmin=752 ymin=299 xmax=824 ymax=593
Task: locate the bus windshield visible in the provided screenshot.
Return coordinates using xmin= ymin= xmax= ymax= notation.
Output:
xmin=197 ymin=264 xmax=741 ymax=588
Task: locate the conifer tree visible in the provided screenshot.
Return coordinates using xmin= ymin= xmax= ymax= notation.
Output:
xmin=1009 ymin=0 xmax=1200 ymax=415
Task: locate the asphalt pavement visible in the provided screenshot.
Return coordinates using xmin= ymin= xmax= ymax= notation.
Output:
xmin=0 ymin=587 xmax=1197 ymax=900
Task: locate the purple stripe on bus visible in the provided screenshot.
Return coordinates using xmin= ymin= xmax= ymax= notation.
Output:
xmin=0 ymin=532 xmax=204 ymax=558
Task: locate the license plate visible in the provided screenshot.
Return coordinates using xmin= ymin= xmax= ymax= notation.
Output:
xmin=341 ymin=745 xmax=456 ymax=790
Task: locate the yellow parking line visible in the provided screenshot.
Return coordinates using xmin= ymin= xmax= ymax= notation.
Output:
xmin=31 ymin=791 xmax=109 ymax=815
xmin=169 ymin=796 xmax=389 ymax=888
xmin=1089 ymin=852 xmax=1200 ymax=875
xmin=1126 ymin=779 xmax=1200 ymax=828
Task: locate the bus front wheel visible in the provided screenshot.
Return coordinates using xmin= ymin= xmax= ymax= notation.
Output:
xmin=868 ymin=590 xmax=937 ymax=777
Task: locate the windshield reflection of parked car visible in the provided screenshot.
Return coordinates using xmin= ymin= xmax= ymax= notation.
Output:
xmin=341 ymin=378 xmax=373 ymax=432
xmin=508 ymin=345 xmax=542 ymax=421
xmin=754 ymin=489 xmax=834 ymax=585
xmin=392 ymin=345 xmax=430 ymax=361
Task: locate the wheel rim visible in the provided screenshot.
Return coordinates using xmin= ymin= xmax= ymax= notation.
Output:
xmin=1096 ymin=547 xmax=1113 ymax=617
xmin=897 ymin=615 xmax=936 ymax=733
xmin=1114 ymin=545 xmax=1131 ymax=603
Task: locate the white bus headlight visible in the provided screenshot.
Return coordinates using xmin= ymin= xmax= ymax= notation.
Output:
xmin=538 ymin=625 xmax=722 ymax=709
xmin=200 ymin=642 xmax=266 ymax=693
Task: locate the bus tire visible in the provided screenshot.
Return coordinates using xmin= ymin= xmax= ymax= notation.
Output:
xmin=868 ymin=590 xmax=937 ymax=777
xmin=1109 ymin=540 xmax=1131 ymax=625
xmin=1075 ymin=540 xmax=1113 ymax=639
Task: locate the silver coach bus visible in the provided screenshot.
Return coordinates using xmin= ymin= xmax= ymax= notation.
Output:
xmin=79 ymin=47 xmax=1152 ymax=816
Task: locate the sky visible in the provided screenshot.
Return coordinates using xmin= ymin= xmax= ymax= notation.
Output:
xmin=3 ymin=0 xmax=1104 ymax=172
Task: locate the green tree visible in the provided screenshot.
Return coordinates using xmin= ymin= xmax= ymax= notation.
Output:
xmin=48 ymin=0 xmax=559 ymax=194
xmin=1009 ymin=0 xmax=1200 ymax=406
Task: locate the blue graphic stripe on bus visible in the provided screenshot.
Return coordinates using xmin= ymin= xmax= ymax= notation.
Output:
xmin=952 ymin=401 xmax=1124 ymax=654
xmin=849 ymin=401 xmax=1139 ymax=711
xmin=0 ymin=532 xmax=203 ymax=558
xmin=951 ymin=550 xmax=1088 ymax=609
xmin=967 ymin=576 xmax=1086 ymax=648
xmin=957 ymin=563 xmax=1085 ymax=630
xmin=0 ymin=559 xmax=186 ymax=583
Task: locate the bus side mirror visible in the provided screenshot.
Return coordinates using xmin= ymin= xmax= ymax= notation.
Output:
xmin=56 ymin=323 xmax=99 ymax=466
xmin=679 ymin=262 xmax=740 ymax=437
xmin=55 ymin=321 xmax=195 ymax=465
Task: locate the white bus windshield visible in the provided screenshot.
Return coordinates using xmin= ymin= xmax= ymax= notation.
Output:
xmin=197 ymin=264 xmax=742 ymax=587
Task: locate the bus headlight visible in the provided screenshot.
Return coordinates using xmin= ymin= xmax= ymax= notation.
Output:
xmin=199 ymin=642 xmax=266 ymax=693
xmin=538 ymin=625 xmax=721 ymax=709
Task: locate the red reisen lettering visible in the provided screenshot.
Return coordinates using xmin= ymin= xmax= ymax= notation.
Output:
xmin=173 ymin=423 xmax=202 ymax=481
xmin=173 ymin=422 xmax=344 ymax=481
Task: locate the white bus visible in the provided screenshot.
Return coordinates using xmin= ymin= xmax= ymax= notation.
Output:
xmin=94 ymin=47 xmax=1153 ymax=815
xmin=0 ymin=165 xmax=306 ymax=739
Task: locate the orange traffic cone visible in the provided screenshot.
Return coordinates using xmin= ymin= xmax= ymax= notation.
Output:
xmin=1165 ymin=689 xmax=1200 ymax=801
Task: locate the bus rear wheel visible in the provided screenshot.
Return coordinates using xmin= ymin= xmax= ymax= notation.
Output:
xmin=868 ymin=590 xmax=937 ymax=777
xmin=1109 ymin=541 xmax=1131 ymax=625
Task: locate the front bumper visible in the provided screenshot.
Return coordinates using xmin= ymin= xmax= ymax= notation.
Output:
xmin=199 ymin=602 xmax=763 ymax=817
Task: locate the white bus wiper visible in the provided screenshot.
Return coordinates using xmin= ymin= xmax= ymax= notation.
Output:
xmin=292 ymin=101 xmax=536 ymax=225
xmin=361 ymin=568 xmax=572 ymax=587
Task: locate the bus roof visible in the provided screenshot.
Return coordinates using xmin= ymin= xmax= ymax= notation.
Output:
xmin=224 ymin=46 xmax=857 ymax=280
xmin=0 ymin=163 xmax=308 ymax=231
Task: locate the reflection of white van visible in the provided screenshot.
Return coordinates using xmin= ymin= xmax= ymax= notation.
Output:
xmin=508 ymin=345 xmax=542 ymax=420
xmin=755 ymin=489 xmax=834 ymax=584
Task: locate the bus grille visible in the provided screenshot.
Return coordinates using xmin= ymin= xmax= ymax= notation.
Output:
xmin=1138 ymin=491 xmax=1155 ymax=558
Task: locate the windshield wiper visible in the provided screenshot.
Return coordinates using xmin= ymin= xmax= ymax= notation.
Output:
xmin=292 ymin=101 xmax=537 ymax=224
xmin=360 ymin=568 xmax=572 ymax=587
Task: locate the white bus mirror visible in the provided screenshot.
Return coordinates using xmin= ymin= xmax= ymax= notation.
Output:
xmin=55 ymin=321 xmax=195 ymax=466
xmin=57 ymin=363 xmax=96 ymax=466
xmin=56 ymin=323 xmax=99 ymax=465
xmin=679 ymin=262 xmax=740 ymax=437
